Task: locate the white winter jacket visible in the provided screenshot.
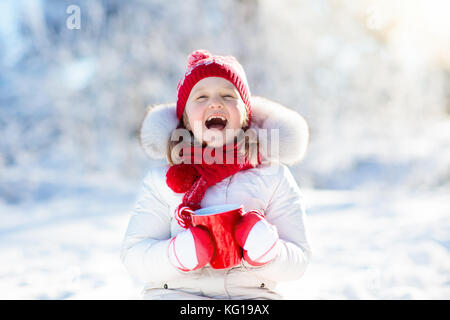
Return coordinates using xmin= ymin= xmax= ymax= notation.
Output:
xmin=121 ymin=96 xmax=311 ymax=300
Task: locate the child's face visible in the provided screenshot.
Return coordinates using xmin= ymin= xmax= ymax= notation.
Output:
xmin=184 ymin=77 xmax=247 ymax=147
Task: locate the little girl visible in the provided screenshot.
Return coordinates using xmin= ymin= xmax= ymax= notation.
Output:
xmin=121 ymin=50 xmax=311 ymax=300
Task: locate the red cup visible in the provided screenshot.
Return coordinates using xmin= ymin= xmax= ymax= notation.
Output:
xmin=190 ymin=204 xmax=244 ymax=269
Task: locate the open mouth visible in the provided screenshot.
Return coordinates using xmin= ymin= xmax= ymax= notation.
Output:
xmin=205 ymin=115 xmax=228 ymax=130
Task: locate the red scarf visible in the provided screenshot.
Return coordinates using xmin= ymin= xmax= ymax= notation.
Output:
xmin=166 ymin=140 xmax=260 ymax=227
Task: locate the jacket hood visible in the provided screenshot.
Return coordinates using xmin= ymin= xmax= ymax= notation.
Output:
xmin=139 ymin=96 xmax=309 ymax=165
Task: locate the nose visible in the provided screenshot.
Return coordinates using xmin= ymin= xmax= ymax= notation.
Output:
xmin=208 ymin=97 xmax=224 ymax=110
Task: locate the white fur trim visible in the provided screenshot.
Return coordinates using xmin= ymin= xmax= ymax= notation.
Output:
xmin=250 ymin=96 xmax=309 ymax=165
xmin=139 ymin=103 xmax=179 ymax=160
xmin=139 ymin=96 xmax=309 ymax=164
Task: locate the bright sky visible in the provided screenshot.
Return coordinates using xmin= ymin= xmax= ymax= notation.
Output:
xmin=365 ymin=0 xmax=450 ymax=69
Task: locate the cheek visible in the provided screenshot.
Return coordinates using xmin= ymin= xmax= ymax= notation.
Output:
xmin=229 ymin=115 xmax=242 ymax=129
xmin=186 ymin=105 xmax=205 ymax=126
xmin=228 ymin=104 xmax=246 ymax=128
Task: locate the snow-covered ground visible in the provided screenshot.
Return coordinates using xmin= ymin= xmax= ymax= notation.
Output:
xmin=0 ymin=173 xmax=140 ymax=299
xmin=1 ymin=179 xmax=448 ymax=300
xmin=280 ymin=189 xmax=450 ymax=300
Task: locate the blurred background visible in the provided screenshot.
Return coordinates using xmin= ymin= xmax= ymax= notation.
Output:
xmin=0 ymin=0 xmax=449 ymax=299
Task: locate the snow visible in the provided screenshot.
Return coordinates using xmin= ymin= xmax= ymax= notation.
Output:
xmin=1 ymin=183 xmax=449 ymax=300
xmin=1 ymin=0 xmax=450 ymax=300
xmin=0 ymin=173 xmax=141 ymax=299
xmin=279 ymin=189 xmax=450 ymax=300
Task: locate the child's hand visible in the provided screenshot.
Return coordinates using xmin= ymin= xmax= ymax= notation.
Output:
xmin=234 ymin=210 xmax=280 ymax=266
xmin=168 ymin=226 xmax=215 ymax=272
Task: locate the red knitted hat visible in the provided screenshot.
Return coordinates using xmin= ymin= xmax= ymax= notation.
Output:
xmin=176 ymin=49 xmax=252 ymax=124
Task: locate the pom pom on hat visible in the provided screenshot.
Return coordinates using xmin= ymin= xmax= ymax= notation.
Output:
xmin=187 ymin=50 xmax=212 ymax=69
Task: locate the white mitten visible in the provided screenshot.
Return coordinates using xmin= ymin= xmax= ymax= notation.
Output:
xmin=168 ymin=226 xmax=215 ymax=272
xmin=234 ymin=210 xmax=280 ymax=266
